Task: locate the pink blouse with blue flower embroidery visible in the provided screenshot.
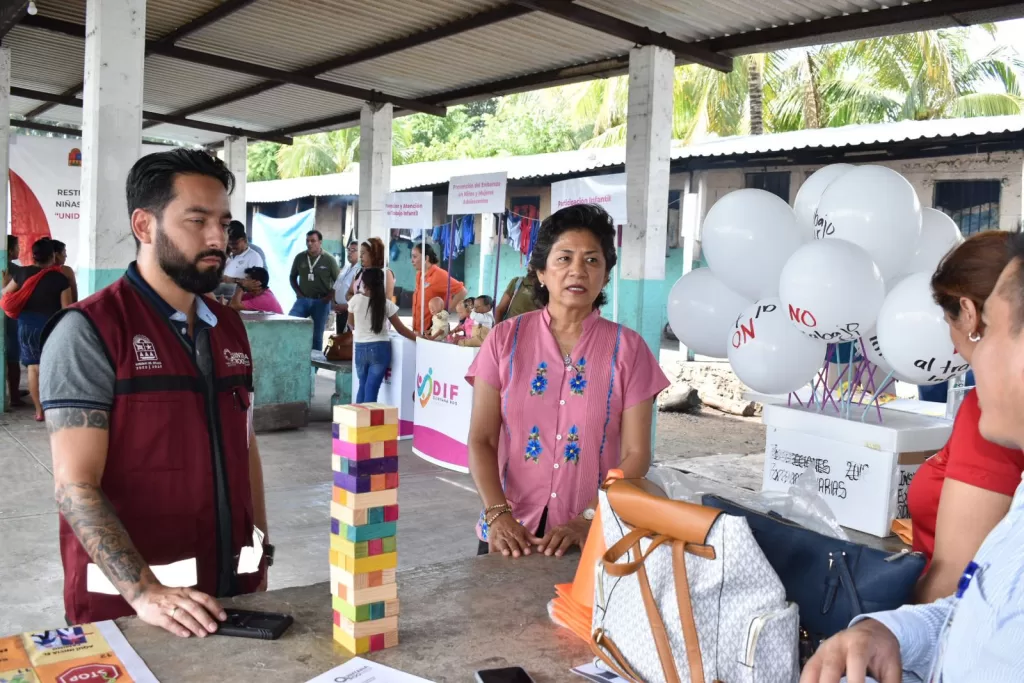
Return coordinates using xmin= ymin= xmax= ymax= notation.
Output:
xmin=466 ymin=307 xmax=670 ymax=542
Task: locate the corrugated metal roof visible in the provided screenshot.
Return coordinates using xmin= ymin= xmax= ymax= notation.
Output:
xmin=247 ymin=116 xmax=1024 ymax=204
xmin=13 ymin=0 xmax=1024 ymax=146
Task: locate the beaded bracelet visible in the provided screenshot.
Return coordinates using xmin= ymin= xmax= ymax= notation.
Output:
xmin=484 ymin=502 xmax=511 ymax=513
xmin=485 ymin=506 xmax=513 ymax=526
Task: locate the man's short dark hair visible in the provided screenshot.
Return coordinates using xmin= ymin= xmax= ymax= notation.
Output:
xmin=31 ymin=238 xmax=55 ymax=265
xmin=51 ymin=239 xmax=67 ymax=255
xmin=126 ymin=148 xmax=234 ymax=222
xmin=307 ymin=230 xmax=323 ymax=242
xmin=228 ymin=221 xmax=247 ymax=242
xmin=245 ymin=266 xmax=270 ymax=289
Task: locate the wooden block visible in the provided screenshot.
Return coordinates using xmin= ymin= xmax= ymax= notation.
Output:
xmin=367 ymin=538 xmax=382 ymax=556
xmin=334 ymin=471 xmax=373 ymax=494
xmin=333 ymin=454 xmax=398 ymax=475
xmin=332 ymin=439 xmax=386 ymax=461
xmin=330 ymin=535 xmax=369 ymax=559
xmin=331 ymin=550 xmax=397 ymax=575
xmin=381 ymin=536 xmax=396 ymax=554
xmin=330 ymin=503 xmax=398 ymax=527
xmin=332 ymin=487 xmax=398 ymax=509
xmin=334 ymin=612 xmax=399 ymax=638
xmin=384 ymin=505 xmax=399 ymax=523
xmin=333 ymin=404 xmax=398 ymax=428
xmin=359 ymin=403 xmax=399 ymax=425
xmin=332 ymin=596 xmax=400 ymax=622
xmin=333 ymin=518 xmax=396 ymax=542
xmin=334 ymin=423 xmax=398 ymax=445
xmin=385 ymin=472 xmax=399 ymax=489
xmin=370 ymin=474 xmax=385 ymax=492
xmin=330 ymin=580 xmax=398 ymax=605
xmin=332 ymin=626 xmax=398 ymax=654
xmin=330 ymin=566 xmax=397 ymax=595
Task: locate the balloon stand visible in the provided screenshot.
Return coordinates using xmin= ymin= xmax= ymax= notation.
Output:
xmin=790 ymin=341 xmax=898 ymax=423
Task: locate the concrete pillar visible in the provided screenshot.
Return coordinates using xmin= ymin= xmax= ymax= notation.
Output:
xmin=223 ymin=136 xmax=247 ymax=228
xmin=679 ymin=172 xmax=708 ymax=360
xmin=358 ymin=102 xmax=392 ymax=244
xmin=478 ymin=212 xmax=496 ymax=297
xmin=0 ymin=48 xmax=10 ymax=411
xmin=620 ymin=45 xmax=673 ymax=358
xmin=79 ymin=0 xmax=146 ymax=296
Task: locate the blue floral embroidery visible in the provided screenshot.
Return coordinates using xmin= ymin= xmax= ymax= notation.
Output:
xmin=525 ymin=426 xmax=542 ymax=463
xmin=568 ymin=356 xmax=588 ymax=396
xmin=563 ymin=425 xmax=581 ymax=464
xmin=531 ymin=361 xmax=549 ymax=396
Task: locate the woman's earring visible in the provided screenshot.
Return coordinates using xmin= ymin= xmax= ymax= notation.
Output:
xmin=969 ymin=331 xmax=982 ymax=342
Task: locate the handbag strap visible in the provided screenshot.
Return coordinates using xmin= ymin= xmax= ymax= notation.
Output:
xmin=589 ymin=629 xmax=646 ymax=683
xmin=833 ymin=551 xmax=864 ymax=615
xmin=672 ymin=540 xmax=711 ymax=683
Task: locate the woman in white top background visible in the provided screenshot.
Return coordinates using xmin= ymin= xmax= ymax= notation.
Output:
xmin=348 ymin=267 xmax=417 ymax=403
xmin=347 ymin=237 xmax=395 ymax=302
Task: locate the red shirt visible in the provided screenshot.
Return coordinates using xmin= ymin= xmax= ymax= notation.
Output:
xmin=906 ymin=389 xmax=1024 ymax=568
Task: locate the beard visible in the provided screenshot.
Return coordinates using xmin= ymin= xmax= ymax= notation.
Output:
xmin=155 ymin=226 xmax=226 ymax=295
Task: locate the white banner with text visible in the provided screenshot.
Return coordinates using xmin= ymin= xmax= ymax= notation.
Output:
xmin=385 ymin=191 xmax=433 ymax=232
xmin=447 ymin=172 xmax=507 ymax=215
xmin=551 ymin=172 xmax=627 ymax=224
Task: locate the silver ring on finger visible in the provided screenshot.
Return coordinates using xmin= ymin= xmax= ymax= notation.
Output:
xmin=169 ymin=606 xmax=179 ymax=618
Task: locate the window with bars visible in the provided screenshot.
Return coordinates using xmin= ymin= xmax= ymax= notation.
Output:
xmin=933 ymin=180 xmax=1001 ymax=236
xmin=745 ymin=171 xmax=791 ymax=202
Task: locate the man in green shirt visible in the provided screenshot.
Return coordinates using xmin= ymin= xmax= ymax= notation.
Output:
xmin=289 ymin=229 xmax=340 ymax=352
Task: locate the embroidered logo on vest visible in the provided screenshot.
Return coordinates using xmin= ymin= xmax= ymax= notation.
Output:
xmin=132 ymin=335 xmax=162 ymax=370
xmin=223 ymin=348 xmax=251 ymax=368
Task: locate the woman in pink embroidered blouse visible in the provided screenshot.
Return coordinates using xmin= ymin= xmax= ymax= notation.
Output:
xmin=466 ymin=204 xmax=670 ymax=558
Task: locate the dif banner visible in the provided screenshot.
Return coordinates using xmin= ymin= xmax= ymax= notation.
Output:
xmin=7 ymin=136 xmax=168 ymax=267
xmin=412 ymin=339 xmax=479 ymax=472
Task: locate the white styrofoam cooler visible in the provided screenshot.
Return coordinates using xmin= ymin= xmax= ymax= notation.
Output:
xmin=761 ymin=403 xmax=953 ymax=537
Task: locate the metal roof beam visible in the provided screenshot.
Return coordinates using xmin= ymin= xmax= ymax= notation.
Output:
xmin=20 ymin=14 xmax=447 ymax=117
xmin=0 ymin=0 xmax=28 ymax=41
xmin=511 ymin=0 xmax=732 ymax=72
xmin=10 ymin=86 xmax=293 ymax=144
xmin=144 ymin=4 xmax=531 ymax=129
xmin=23 ymin=0 xmax=258 ymax=120
xmin=701 ymin=0 xmax=1024 ymax=54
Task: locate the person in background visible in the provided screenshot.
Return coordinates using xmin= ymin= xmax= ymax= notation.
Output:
xmin=346 ymin=237 xmax=395 ymax=302
xmin=426 ymin=297 xmax=450 ymax=341
xmin=802 ymin=231 xmax=1024 ymax=683
xmin=348 ymin=268 xmax=417 ymax=403
xmin=905 ymin=231 xmax=1024 ymax=603
xmin=223 ymin=223 xmax=264 ymax=287
xmin=495 ymin=266 xmax=539 ymax=322
xmin=228 ymin=267 xmax=282 ymax=315
xmin=289 ymin=229 xmax=340 ymax=353
xmin=411 ymin=243 xmax=465 ymax=336
xmin=333 ymin=241 xmax=361 ymax=329
xmin=466 ymin=204 xmax=670 ymax=558
xmin=51 ymin=240 xmax=78 ymax=303
xmin=447 ymin=299 xmax=474 ymax=343
xmin=2 ymin=238 xmax=72 ymax=420
xmin=38 ymin=148 xmax=269 ymax=635
xmin=3 ymin=235 xmax=23 ymax=406
xmin=471 ymin=295 xmax=495 ymax=329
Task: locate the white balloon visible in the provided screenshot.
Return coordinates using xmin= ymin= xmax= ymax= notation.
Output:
xmin=861 ymin=329 xmax=918 ymax=386
xmin=780 ymin=239 xmax=886 ymax=343
xmin=876 ymin=273 xmax=969 ymax=386
xmin=702 ymin=189 xmax=803 ymax=301
xmin=901 ymin=208 xmax=965 ymax=277
xmin=793 ymin=164 xmax=855 ymax=241
xmin=727 ymin=298 xmax=827 ymax=395
xmin=815 ymin=165 xmax=922 ymax=280
xmin=667 ymin=269 xmax=751 ymax=358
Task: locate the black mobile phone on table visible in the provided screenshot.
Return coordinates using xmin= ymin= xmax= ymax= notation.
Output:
xmin=214 ymin=608 xmax=293 ymax=640
xmin=474 ymin=667 xmax=536 ymax=683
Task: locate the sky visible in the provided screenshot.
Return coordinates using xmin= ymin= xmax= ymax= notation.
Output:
xmin=969 ymin=18 xmax=1024 ymax=60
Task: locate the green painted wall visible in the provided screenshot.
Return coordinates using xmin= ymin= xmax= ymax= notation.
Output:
xmin=243 ymin=316 xmax=313 ymax=409
xmin=79 ymin=267 xmax=126 ymax=298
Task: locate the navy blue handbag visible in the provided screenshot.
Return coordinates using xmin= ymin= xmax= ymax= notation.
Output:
xmin=702 ymin=494 xmax=925 ymax=649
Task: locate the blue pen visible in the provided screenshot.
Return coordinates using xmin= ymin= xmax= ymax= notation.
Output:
xmin=956 ymin=561 xmax=980 ymax=599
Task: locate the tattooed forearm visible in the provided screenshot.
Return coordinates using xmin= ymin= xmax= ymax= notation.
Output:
xmin=55 ymin=482 xmax=152 ymax=603
xmin=45 ymin=407 xmax=109 ymax=434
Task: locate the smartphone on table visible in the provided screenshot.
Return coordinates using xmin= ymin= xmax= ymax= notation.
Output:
xmin=474 ymin=667 xmax=536 ymax=683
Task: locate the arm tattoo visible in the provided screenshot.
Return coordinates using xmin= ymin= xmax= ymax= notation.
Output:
xmin=55 ymin=482 xmax=151 ymax=603
xmin=45 ymin=407 xmax=109 ymax=434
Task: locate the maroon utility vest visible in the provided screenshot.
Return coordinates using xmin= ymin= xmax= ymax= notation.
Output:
xmin=46 ymin=277 xmax=264 ymax=624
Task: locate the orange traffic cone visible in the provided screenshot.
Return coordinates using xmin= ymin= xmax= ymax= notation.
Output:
xmin=549 ymin=469 xmax=623 ymax=643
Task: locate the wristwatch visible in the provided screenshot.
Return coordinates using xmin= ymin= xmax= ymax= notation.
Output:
xmin=264 ymin=543 xmax=276 ymax=567
xmin=581 ymin=507 xmax=596 ymax=521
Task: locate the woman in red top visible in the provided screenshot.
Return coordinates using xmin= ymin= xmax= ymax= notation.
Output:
xmin=907 ymin=230 xmax=1024 ymax=603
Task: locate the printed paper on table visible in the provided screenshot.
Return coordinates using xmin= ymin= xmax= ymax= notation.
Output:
xmin=305 ymin=657 xmax=433 ymax=683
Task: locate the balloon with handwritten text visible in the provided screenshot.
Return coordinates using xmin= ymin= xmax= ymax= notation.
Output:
xmin=727 ymin=298 xmax=827 ymax=395
xmin=667 ymin=268 xmax=751 ymax=358
xmin=815 ymin=165 xmax=922 ymax=281
xmin=780 ymin=239 xmax=886 ymax=343
xmin=792 ymin=163 xmax=854 ymax=242
xmin=701 ymin=189 xmax=803 ymax=301
xmin=876 ymin=273 xmax=968 ymax=386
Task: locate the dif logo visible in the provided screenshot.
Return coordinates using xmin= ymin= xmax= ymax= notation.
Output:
xmin=416 ymin=367 xmax=459 ymax=407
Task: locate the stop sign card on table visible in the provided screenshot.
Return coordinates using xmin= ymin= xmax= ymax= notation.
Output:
xmin=0 ymin=621 xmax=157 ymax=682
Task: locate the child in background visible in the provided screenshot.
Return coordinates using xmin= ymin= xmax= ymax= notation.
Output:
xmin=447 ymin=299 xmax=474 ymax=343
xmin=471 ymin=295 xmax=495 ymax=329
xmin=426 ymin=296 xmax=451 ymax=340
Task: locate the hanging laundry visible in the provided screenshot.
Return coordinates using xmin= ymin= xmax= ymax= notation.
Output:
xmin=506 ymin=212 xmax=523 ymax=252
xmin=525 ymin=218 xmax=541 ymax=261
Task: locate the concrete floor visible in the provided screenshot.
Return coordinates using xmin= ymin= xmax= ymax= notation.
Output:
xmin=0 ymin=372 xmax=484 ymax=635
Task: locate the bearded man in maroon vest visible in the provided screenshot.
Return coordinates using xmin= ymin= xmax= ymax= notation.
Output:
xmin=39 ymin=149 xmax=271 ymax=637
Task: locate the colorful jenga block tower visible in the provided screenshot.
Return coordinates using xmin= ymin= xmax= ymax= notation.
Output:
xmin=330 ymin=403 xmax=400 ymax=654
